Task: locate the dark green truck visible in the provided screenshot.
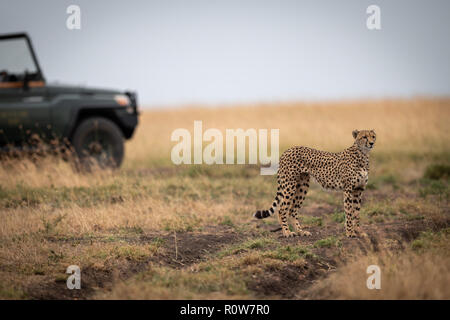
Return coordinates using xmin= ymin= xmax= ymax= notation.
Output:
xmin=0 ymin=33 xmax=139 ymax=167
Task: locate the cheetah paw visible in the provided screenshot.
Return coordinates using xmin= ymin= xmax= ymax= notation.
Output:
xmin=352 ymin=228 xmax=368 ymax=238
xmin=298 ymin=230 xmax=312 ymax=237
xmin=346 ymin=232 xmax=357 ymax=238
xmin=358 ymin=231 xmax=369 ymax=238
xmin=283 ymin=231 xmax=297 ymax=238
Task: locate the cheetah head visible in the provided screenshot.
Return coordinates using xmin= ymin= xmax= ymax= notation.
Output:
xmin=352 ymin=129 xmax=376 ymax=152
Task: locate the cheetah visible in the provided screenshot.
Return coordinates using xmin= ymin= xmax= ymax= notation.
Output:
xmin=254 ymin=129 xmax=376 ymax=238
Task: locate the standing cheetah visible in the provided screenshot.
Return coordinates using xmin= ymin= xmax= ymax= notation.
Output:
xmin=254 ymin=129 xmax=376 ymax=238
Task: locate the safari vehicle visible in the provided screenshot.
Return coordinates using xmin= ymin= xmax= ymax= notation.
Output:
xmin=0 ymin=33 xmax=138 ymax=167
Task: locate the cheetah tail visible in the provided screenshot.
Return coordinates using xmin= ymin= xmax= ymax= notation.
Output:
xmin=253 ymin=193 xmax=283 ymax=219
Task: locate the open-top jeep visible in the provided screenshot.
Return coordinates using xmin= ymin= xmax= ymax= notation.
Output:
xmin=0 ymin=33 xmax=139 ymax=167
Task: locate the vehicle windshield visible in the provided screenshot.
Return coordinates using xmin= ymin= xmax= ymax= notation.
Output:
xmin=0 ymin=37 xmax=39 ymax=82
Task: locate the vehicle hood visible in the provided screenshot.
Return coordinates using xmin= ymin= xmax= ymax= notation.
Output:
xmin=45 ymin=83 xmax=123 ymax=95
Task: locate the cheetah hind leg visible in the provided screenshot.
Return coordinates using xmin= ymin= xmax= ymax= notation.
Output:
xmin=290 ymin=173 xmax=311 ymax=236
xmin=279 ymin=202 xmax=296 ymax=238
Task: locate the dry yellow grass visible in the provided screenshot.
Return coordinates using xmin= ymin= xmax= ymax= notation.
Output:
xmin=0 ymin=98 xmax=448 ymax=299
xmin=126 ymin=98 xmax=450 ymax=167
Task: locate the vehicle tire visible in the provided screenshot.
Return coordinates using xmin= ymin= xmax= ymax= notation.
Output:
xmin=71 ymin=117 xmax=124 ymax=169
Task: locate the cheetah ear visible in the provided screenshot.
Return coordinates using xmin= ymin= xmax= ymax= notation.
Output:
xmin=352 ymin=130 xmax=359 ymax=139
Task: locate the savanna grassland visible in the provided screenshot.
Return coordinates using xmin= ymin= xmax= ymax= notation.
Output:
xmin=0 ymin=98 xmax=449 ymax=299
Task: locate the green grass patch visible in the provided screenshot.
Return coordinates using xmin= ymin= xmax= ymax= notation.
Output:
xmin=314 ymin=236 xmax=341 ymax=248
xmin=300 ymin=216 xmax=323 ymax=227
xmin=361 ymin=202 xmax=396 ymax=218
xmin=331 ymin=211 xmax=345 ymax=224
xmin=217 ymin=238 xmax=275 ymax=257
xmin=0 ymin=284 xmax=27 ymax=299
xmin=219 ymin=215 xmax=234 ymax=227
xmin=263 ymin=245 xmax=315 ymax=261
xmin=423 ymin=164 xmax=450 ymax=180
xmin=411 ymin=228 xmax=450 ymax=252
xmin=419 ymin=179 xmax=449 ymax=199
xmin=367 ymin=174 xmax=398 ymax=190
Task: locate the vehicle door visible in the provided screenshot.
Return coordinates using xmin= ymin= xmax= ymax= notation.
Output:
xmin=0 ymin=34 xmax=51 ymax=146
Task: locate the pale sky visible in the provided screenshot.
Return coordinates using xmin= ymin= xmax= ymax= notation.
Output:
xmin=1 ymin=0 xmax=449 ymax=107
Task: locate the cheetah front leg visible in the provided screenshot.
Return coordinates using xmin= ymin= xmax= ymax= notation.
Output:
xmin=344 ymin=189 xmax=367 ymax=238
xmin=350 ymin=189 xmax=367 ymax=237
xmin=343 ymin=190 xmax=357 ymax=238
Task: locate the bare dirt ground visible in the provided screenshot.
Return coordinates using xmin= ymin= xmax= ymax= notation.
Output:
xmin=26 ymin=225 xmax=243 ymax=299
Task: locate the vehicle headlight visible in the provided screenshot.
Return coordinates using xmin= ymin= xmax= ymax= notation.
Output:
xmin=114 ymin=94 xmax=130 ymax=106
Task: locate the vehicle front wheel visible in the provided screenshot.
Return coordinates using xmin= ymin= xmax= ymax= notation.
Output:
xmin=71 ymin=117 xmax=124 ymax=169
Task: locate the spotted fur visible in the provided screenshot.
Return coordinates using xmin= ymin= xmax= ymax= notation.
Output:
xmin=254 ymin=129 xmax=376 ymax=238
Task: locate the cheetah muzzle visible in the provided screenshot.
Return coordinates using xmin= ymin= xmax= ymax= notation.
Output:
xmin=254 ymin=129 xmax=376 ymax=238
